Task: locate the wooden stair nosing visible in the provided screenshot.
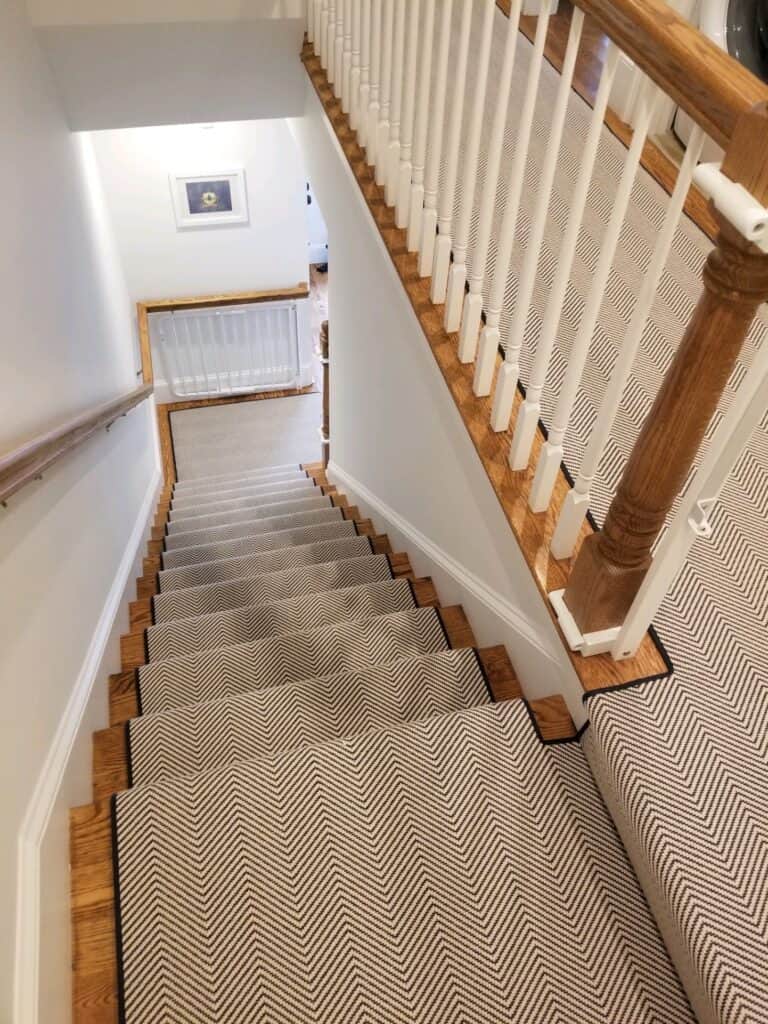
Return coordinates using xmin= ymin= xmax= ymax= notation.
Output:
xmin=528 ymin=694 xmax=578 ymax=742
xmin=478 ymin=645 xmax=523 ymax=702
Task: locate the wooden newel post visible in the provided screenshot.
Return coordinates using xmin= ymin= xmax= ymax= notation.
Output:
xmin=320 ymin=319 xmax=330 ymax=468
xmin=563 ymin=103 xmax=768 ymax=636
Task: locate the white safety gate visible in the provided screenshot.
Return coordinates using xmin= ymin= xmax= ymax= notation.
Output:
xmin=150 ymin=300 xmax=304 ymax=399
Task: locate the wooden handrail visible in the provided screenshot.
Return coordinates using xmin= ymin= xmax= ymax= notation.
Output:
xmin=575 ymin=0 xmax=768 ymax=151
xmin=0 ymin=384 xmax=153 ymax=505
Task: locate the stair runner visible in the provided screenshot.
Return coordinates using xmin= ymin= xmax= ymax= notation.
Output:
xmin=111 ymin=455 xmax=696 ymax=1023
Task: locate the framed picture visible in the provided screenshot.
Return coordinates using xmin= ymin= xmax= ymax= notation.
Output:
xmin=169 ymin=169 xmax=249 ymax=229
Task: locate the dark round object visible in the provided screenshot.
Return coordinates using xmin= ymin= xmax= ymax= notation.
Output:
xmin=727 ymin=0 xmax=768 ymax=81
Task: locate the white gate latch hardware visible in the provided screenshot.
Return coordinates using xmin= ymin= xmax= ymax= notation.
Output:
xmin=688 ymin=496 xmax=716 ymax=539
xmin=694 ymin=163 xmax=768 ymax=252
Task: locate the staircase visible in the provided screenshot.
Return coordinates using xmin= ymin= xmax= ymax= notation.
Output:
xmin=65 ymin=1 xmax=768 ymax=1019
xmin=72 ymin=413 xmax=698 ymax=1021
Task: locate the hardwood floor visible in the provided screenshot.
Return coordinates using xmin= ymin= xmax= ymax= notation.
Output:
xmin=517 ymin=0 xmax=609 ymax=105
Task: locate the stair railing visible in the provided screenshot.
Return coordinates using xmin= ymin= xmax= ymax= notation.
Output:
xmin=305 ymin=0 xmax=768 ymax=661
xmin=0 ymin=385 xmax=152 ymax=506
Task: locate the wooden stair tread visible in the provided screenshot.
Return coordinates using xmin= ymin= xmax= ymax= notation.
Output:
xmin=528 ymin=694 xmax=579 ymax=742
xmin=478 ymin=645 xmax=523 ymax=702
xmin=70 ymin=800 xmax=119 ymax=1024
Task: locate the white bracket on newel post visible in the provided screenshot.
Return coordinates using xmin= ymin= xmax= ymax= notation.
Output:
xmin=548 ymin=589 xmax=621 ymax=657
xmin=693 ymin=162 xmax=768 ymax=251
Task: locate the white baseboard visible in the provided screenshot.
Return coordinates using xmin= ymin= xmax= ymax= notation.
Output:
xmin=328 ymin=460 xmax=582 ymax=715
xmin=13 ymin=462 xmax=162 ymax=1024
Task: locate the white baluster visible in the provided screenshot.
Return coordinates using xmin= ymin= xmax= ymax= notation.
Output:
xmin=395 ymin=0 xmax=420 ymax=229
xmin=314 ymin=0 xmax=323 ymax=45
xmin=550 ymin=126 xmax=706 ymax=559
xmin=319 ymin=0 xmax=330 ymax=67
xmin=334 ymin=0 xmax=345 ymax=92
xmin=316 ymin=0 xmax=325 ymax=49
xmin=326 ymin=1 xmax=337 ymax=81
xmin=407 ymin=0 xmax=436 ymax=250
xmin=491 ymin=10 xmax=582 ymax=438
xmin=508 ymin=45 xmax=620 ymax=470
xmin=358 ymin=0 xmax=372 ymax=146
xmin=307 ymin=0 xmax=315 ymax=43
xmin=376 ymin=0 xmax=395 ymax=186
xmin=350 ymin=0 xmax=363 ymax=129
xmin=385 ymin=0 xmax=407 ymax=206
xmin=342 ymin=0 xmax=353 ymax=112
xmin=475 ymin=2 xmax=553 ymax=401
xmin=457 ymin=1 xmax=523 ymax=362
xmin=305 ymin=0 xmax=311 ymax=40
xmin=418 ymin=0 xmax=454 ymax=275
xmin=367 ymin=0 xmax=382 ymax=164
xmin=430 ymin=0 xmax=473 ymax=304
xmin=614 ymin=322 xmax=768 ymax=659
xmin=529 ymin=78 xmax=661 ymax=513
xmin=444 ymin=0 xmax=495 ymax=333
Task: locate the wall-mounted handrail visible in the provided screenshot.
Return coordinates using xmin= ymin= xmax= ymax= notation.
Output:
xmin=0 ymin=384 xmax=153 ymax=506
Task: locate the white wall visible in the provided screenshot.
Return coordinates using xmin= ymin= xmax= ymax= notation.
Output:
xmin=91 ymin=118 xmax=312 ymax=396
xmin=28 ymin=0 xmax=306 ymax=25
xmin=36 ymin=19 xmax=306 ymax=131
xmin=91 ymin=119 xmax=310 ymax=305
xmin=289 ymin=86 xmax=585 ymax=722
xmin=0 ymin=1 xmax=160 ymax=1020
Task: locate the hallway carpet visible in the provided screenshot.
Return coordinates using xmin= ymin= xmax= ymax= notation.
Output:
xmin=170 ymin=392 xmax=322 ymax=479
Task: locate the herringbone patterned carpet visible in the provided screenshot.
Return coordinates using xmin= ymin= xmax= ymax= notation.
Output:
xmin=115 ymin=697 xmax=692 ymax=1023
xmin=112 ymin=394 xmax=692 ymax=1021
